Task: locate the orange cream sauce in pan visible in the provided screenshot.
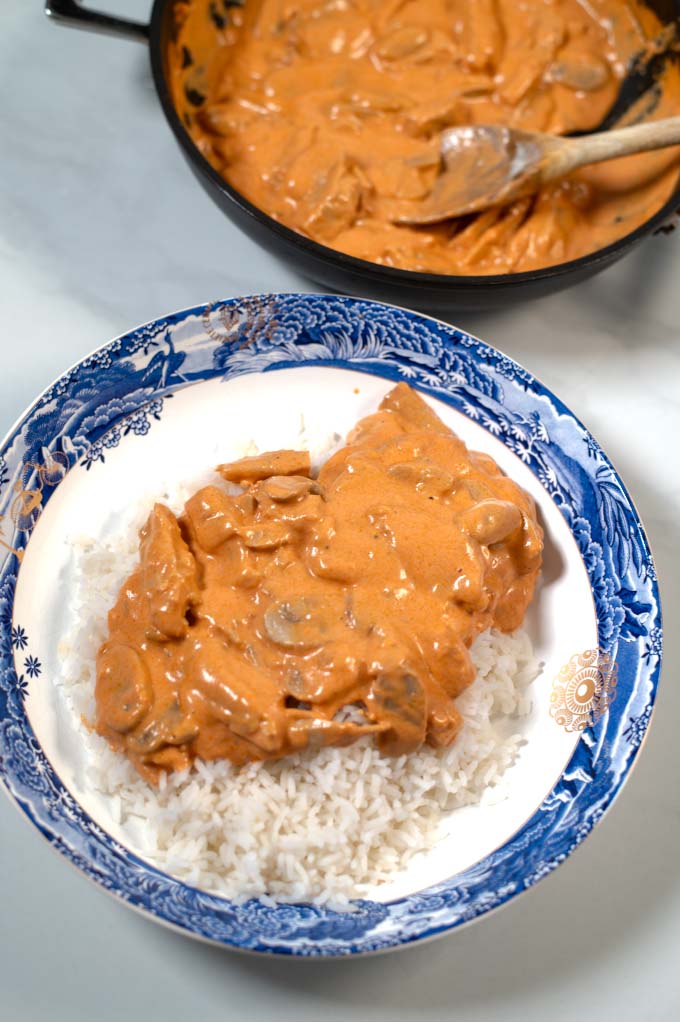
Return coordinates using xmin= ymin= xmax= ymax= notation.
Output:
xmin=95 ymin=384 xmax=543 ymax=784
xmin=170 ymin=0 xmax=680 ymax=275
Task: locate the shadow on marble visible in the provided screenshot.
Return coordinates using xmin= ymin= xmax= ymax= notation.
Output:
xmin=455 ymin=232 xmax=680 ymax=351
xmin=568 ymin=234 xmax=679 ymax=337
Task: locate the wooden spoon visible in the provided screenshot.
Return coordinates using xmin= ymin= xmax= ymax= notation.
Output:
xmin=391 ymin=117 xmax=680 ymax=225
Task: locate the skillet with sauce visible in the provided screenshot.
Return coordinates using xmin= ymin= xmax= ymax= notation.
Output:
xmin=170 ymin=0 xmax=680 ymax=275
xmin=95 ymin=384 xmax=543 ymax=784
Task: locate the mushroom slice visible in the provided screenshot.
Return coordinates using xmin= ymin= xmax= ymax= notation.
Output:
xmin=457 ymin=499 xmax=522 ymax=547
xmin=95 ymin=643 xmax=152 ymax=735
xmin=388 ymin=459 xmax=454 ymax=497
xmin=260 ymin=475 xmax=317 ymax=501
xmin=241 ymin=523 xmax=292 ymax=550
xmin=263 ymin=594 xmax=346 ymax=649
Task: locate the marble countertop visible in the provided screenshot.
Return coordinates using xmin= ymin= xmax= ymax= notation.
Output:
xmin=1 ymin=3 xmax=679 ymax=1019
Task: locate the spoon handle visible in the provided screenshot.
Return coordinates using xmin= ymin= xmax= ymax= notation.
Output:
xmin=545 ymin=116 xmax=680 ymax=179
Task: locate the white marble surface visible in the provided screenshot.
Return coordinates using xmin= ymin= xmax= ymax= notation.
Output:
xmin=1 ymin=3 xmax=679 ymax=1019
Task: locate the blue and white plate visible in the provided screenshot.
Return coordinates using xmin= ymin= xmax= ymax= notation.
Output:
xmin=0 ymin=295 xmax=661 ymax=955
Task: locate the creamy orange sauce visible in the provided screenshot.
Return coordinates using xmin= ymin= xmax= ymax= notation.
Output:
xmin=95 ymin=384 xmax=543 ymax=784
xmin=169 ymin=0 xmax=680 ymax=275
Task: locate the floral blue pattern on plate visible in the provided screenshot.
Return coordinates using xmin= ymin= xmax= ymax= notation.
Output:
xmin=0 ymin=294 xmax=661 ymax=955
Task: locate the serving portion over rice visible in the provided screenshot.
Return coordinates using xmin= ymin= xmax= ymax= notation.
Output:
xmin=57 ymin=384 xmax=542 ymax=905
xmin=60 ymin=545 xmax=537 ymax=904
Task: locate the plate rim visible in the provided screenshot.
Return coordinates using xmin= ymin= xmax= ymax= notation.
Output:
xmin=0 ymin=293 xmax=662 ymax=956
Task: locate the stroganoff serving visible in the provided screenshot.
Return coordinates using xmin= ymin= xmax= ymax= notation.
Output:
xmin=95 ymin=384 xmax=543 ymax=783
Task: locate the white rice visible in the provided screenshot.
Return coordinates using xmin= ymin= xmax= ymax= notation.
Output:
xmin=56 ymin=484 xmax=539 ymax=908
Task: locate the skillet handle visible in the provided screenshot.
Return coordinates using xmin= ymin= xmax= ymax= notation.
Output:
xmin=44 ymin=0 xmax=149 ymax=42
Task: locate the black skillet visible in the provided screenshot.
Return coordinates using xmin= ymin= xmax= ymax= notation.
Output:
xmin=45 ymin=0 xmax=680 ymax=312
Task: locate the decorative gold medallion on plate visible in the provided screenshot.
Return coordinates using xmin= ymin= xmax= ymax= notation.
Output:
xmin=202 ymin=296 xmax=277 ymax=348
xmin=550 ymin=649 xmax=618 ymax=732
